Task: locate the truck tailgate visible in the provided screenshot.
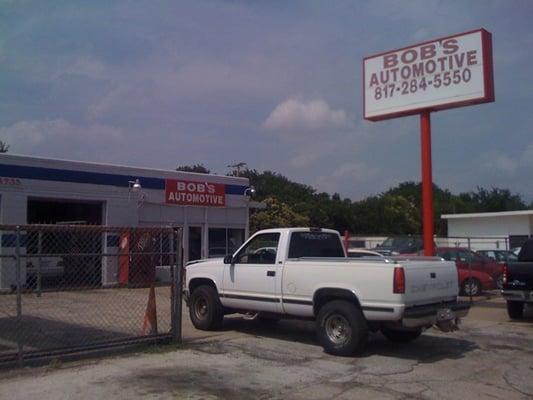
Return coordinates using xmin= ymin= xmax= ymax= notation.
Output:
xmin=505 ymin=262 xmax=533 ymax=291
xmin=401 ymin=260 xmax=458 ymax=305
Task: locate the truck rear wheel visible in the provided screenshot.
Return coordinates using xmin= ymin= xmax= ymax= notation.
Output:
xmin=506 ymin=301 xmax=524 ymax=320
xmin=316 ymin=300 xmax=368 ymax=356
xmin=381 ymin=327 xmax=422 ymax=343
xmin=189 ymin=285 xmax=224 ymax=330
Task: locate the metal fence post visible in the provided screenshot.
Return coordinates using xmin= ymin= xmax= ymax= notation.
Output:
xmin=171 ymin=228 xmax=183 ymax=343
xmin=37 ymin=230 xmax=42 ymax=297
xmin=170 ymin=230 xmax=176 ymax=337
xmin=15 ymin=226 xmax=23 ymax=366
xmin=467 ymin=237 xmax=473 ymax=303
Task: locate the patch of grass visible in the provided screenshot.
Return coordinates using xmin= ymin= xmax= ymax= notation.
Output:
xmin=139 ymin=342 xmax=184 ymax=354
xmin=46 ymin=358 xmax=62 ymax=370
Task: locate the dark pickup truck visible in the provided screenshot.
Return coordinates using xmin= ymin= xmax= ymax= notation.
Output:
xmin=502 ymin=239 xmax=533 ymax=319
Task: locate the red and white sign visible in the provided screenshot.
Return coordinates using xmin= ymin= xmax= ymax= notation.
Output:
xmin=165 ymin=179 xmax=225 ymax=207
xmin=363 ymin=29 xmax=494 ymax=121
xmin=0 ymin=177 xmax=22 ymax=186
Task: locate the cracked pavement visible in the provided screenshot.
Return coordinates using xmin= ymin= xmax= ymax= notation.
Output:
xmin=0 ymin=295 xmax=532 ymax=399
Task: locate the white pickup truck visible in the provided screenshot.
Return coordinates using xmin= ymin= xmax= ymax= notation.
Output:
xmin=184 ymin=228 xmax=469 ymax=356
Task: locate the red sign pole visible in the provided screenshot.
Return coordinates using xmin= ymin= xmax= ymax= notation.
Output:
xmin=420 ymin=111 xmax=434 ymax=256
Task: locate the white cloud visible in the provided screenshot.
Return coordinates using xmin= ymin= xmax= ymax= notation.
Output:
xmin=66 ymin=56 xmax=107 ymax=80
xmin=478 ymin=143 xmax=533 ymax=175
xmin=263 ymin=98 xmax=350 ymax=137
xmin=0 ymin=119 xmax=125 ymax=159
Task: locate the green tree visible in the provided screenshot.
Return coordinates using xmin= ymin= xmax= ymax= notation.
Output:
xmin=0 ymin=140 xmax=9 ymax=153
xmin=176 ymin=164 xmax=210 ymax=174
xmin=459 ymin=187 xmax=527 ymax=212
xmin=250 ymin=197 xmax=310 ymax=233
xmin=224 ymin=166 xmax=529 ymax=236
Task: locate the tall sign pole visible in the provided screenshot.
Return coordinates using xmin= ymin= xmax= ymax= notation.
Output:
xmin=363 ymin=29 xmax=494 ymax=256
xmin=420 ymin=111 xmax=434 ymax=255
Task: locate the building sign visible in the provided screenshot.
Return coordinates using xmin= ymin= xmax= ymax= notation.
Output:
xmin=165 ymin=179 xmax=225 ymax=207
xmin=364 ymin=29 xmax=494 ymax=121
xmin=0 ymin=177 xmax=22 ymax=186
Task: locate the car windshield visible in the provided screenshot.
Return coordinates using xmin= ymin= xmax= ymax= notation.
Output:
xmin=381 ymin=237 xmax=411 ymax=247
xmin=496 ymin=251 xmax=518 ymax=262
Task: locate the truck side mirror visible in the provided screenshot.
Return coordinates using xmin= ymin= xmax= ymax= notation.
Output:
xmin=223 ymin=255 xmax=234 ymax=264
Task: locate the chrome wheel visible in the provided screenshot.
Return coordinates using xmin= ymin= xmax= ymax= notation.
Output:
xmin=463 ymin=279 xmax=480 ymax=296
xmin=325 ymin=314 xmax=352 ymax=345
xmin=193 ymin=296 xmax=208 ymax=321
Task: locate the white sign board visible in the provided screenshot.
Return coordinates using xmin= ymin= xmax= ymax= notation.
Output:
xmin=363 ymin=29 xmax=494 ymax=121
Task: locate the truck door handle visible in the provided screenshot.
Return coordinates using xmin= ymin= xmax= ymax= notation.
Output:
xmin=267 ymin=271 xmax=276 ymax=277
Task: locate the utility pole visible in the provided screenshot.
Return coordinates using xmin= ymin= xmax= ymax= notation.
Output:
xmin=227 ymin=162 xmax=247 ymax=177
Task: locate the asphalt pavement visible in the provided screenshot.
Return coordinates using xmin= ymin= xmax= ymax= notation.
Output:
xmin=0 ymin=294 xmax=532 ymax=399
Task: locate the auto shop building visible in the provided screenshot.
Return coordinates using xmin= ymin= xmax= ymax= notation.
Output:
xmin=0 ymin=153 xmax=252 ymax=290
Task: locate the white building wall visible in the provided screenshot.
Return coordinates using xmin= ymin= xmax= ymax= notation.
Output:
xmin=447 ymin=215 xmax=530 ymax=238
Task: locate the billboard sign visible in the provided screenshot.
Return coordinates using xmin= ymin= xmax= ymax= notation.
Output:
xmin=165 ymin=179 xmax=225 ymax=207
xmin=363 ymin=29 xmax=494 ymax=121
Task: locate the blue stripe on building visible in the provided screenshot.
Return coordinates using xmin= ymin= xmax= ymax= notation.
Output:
xmin=1 ymin=234 xmax=27 ymax=247
xmin=0 ymin=163 xmax=248 ymax=194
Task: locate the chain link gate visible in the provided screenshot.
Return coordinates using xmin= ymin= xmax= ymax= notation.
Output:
xmin=0 ymin=225 xmax=183 ymax=367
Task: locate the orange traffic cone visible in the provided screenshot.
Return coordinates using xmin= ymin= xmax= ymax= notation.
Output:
xmin=142 ymin=284 xmax=158 ymax=335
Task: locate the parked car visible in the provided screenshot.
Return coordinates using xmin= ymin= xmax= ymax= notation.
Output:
xmin=373 ymin=236 xmax=425 ymax=256
xmin=347 ymin=249 xmax=385 ymax=258
xmin=435 ymin=247 xmax=501 ymax=289
xmin=477 ymin=250 xmax=518 ymax=263
xmin=502 ymin=239 xmax=533 ymax=319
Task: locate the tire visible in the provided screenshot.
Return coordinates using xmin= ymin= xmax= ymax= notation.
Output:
xmin=316 ymin=300 xmax=368 ymax=356
xmin=189 ymin=285 xmax=224 ymax=330
xmin=495 ymin=274 xmax=503 ymax=290
xmin=461 ymin=278 xmax=482 ymax=296
xmin=506 ymin=301 xmax=524 ymax=320
xmin=381 ymin=327 xmax=422 ymax=343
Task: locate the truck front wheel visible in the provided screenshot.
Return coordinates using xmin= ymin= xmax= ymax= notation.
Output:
xmin=506 ymin=301 xmax=524 ymax=320
xmin=316 ymin=300 xmax=368 ymax=356
xmin=189 ymin=285 xmax=224 ymax=330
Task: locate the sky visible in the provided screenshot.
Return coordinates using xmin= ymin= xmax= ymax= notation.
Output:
xmin=1 ymin=0 xmax=533 ymax=201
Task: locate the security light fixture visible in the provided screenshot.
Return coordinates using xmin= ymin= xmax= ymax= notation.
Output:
xmin=129 ymin=179 xmax=142 ymax=192
xmin=244 ymin=186 xmax=255 ymax=196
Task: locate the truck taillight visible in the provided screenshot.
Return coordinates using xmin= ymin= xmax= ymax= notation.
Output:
xmin=502 ymin=263 xmax=507 ymax=286
xmin=393 ymin=267 xmax=405 ymax=294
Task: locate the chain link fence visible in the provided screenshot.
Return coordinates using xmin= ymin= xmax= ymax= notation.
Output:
xmin=0 ymin=225 xmax=182 ymax=367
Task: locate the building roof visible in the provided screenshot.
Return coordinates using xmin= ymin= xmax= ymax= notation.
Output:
xmin=442 ymin=210 xmax=533 ymax=220
xmin=0 ymin=153 xmax=249 ymax=193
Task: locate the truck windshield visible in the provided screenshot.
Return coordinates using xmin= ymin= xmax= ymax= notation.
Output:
xmin=288 ymin=232 xmax=345 ymax=258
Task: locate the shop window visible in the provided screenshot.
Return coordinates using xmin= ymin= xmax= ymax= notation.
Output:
xmin=208 ymin=228 xmax=227 ymax=258
xmin=228 ymin=229 xmax=244 ymax=254
xmin=208 ymin=228 xmax=245 ymax=258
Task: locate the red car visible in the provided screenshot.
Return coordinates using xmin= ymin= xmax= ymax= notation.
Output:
xmin=457 ymin=268 xmax=494 ymax=296
xmin=435 ymin=247 xmax=499 ymax=293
